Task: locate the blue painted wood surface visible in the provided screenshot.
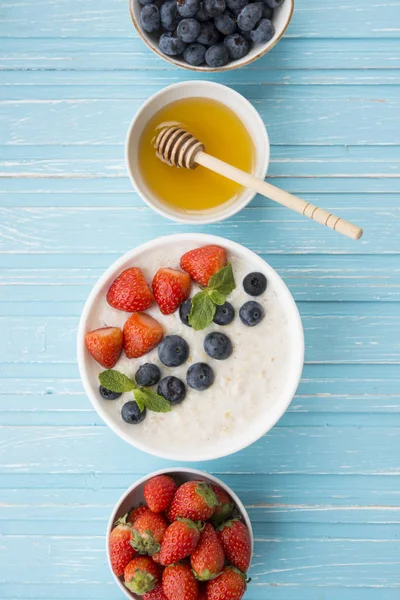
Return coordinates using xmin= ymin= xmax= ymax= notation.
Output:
xmin=1 ymin=0 xmax=400 ymax=597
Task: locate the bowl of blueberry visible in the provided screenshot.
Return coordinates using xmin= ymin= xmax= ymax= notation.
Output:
xmin=130 ymin=0 xmax=294 ymax=70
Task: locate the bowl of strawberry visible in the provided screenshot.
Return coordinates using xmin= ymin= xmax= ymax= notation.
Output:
xmin=107 ymin=468 xmax=253 ymax=600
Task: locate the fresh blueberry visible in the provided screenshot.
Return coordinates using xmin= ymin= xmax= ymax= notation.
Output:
xmin=159 ymin=32 xmax=187 ymax=55
xmin=140 ymin=4 xmax=160 ymax=32
xmin=263 ymin=0 xmax=283 ymax=7
xmin=99 ymin=386 xmax=122 ymax=400
xmin=226 ymin=0 xmax=248 ymax=15
xmin=179 ymin=298 xmax=193 ymax=326
xmin=139 ymin=0 xmax=156 ymax=5
xmin=184 ymin=42 xmax=207 ymax=65
xmin=160 ymin=1 xmax=181 ymax=30
xmin=243 ymin=271 xmax=267 ymax=296
xmin=251 ymin=18 xmax=274 ymax=42
xmin=187 ymin=362 xmax=215 ymax=391
xmin=196 ymin=21 xmax=220 ymax=45
xmin=204 ymin=331 xmax=233 ymax=360
xmin=214 ymin=10 xmax=236 ymax=35
xmin=237 ymin=2 xmax=262 ymax=30
xmin=158 ymin=335 xmax=189 ymax=367
xmin=213 ymin=301 xmax=235 ymax=325
xmin=158 ymin=376 xmax=186 ymax=404
xmin=253 ymin=1 xmax=273 ymax=19
xmin=239 ymin=300 xmax=265 ymax=326
xmin=204 ymin=0 xmax=226 ymax=17
xmin=177 ymin=0 xmax=201 ymax=17
xmin=135 ymin=363 xmax=161 ymax=387
xmin=196 ymin=2 xmax=210 ymax=20
xmin=177 ymin=18 xmax=201 ymax=42
xmin=205 ymin=43 xmax=229 ymax=67
xmin=121 ymin=401 xmax=146 ymax=424
xmin=224 ymin=32 xmax=249 ymax=59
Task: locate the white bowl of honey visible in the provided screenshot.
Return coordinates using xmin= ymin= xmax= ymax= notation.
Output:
xmin=125 ymin=81 xmax=269 ymax=224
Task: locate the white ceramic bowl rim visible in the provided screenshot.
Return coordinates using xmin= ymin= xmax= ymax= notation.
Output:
xmin=77 ymin=233 xmax=304 ymax=462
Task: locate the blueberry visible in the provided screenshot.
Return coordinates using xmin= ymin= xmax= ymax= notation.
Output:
xmin=196 ymin=2 xmax=210 ymax=20
xmin=177 ymin=18 xmax=201 ymax=42
xmin=121 ymin=401 xmax=146 ymax=424
xmin=135 ymin=363 xmax=161 ymax=387
xmin=177 ymin=0 xmax=201 ymax=17
xmin=196 ymin=21 xmax=220 ymax=45
xmin=158 ymin=335 xmax=189 ymax=367
xmin=239 ymin=27 xmax=252 ymax=40
xmin=184 ymin=43 xmax=207 ymax=65
xmin=158 ymin=376 xmax=186 ymax=404
xmin=226 ymin=0 xmax=248 ymax=15
xmin=140 ymin=4 xmax=160 ymax=32
xmin=205 ymin=43 xmax=229 ymax=67
xmin=159 ymin=32 xmax=186 ymax=55
xmin=243 ymin=272 xmax=267 ymax=296
xmin=99 ymin=386 xmax=122 ymax=400
xmin=179 ymin=298 xmax=193 ymax=326
xmin=204 ymin=0 xmax=226 ymax=17
xmin=214 ymin=10 xmax=236 ymax=35
xmin=253 ymin=1 xmax=273 ymax=19
xmin=204 ymin=331 xmax=233 ymax=360
xmin=237 ymin=2 xmax=262 ymax=30
xmin=251 ymin=18 xmax=274 ymax=42
xmin=187 ymin=363 xmax=215 ymax=391
xmin=239 ymin=300 xmax=265 ymax=326
xmin=213 ymin=301 xmax=235 ymax=325
xmin=160 ymin=1 xmax=181 ymax=30
xmin=263 ymin=0 xmax=283 ymax=7
xmin=224 ymin=32 xmax=249 ymax=59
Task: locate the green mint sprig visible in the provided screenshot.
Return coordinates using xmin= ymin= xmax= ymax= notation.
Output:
xmin=188 ymin=263 xmax=236 ymax=331
xmin=98 ymin=369 xmax=171 ymax=413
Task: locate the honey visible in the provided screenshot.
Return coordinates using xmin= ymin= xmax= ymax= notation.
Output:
xmin=138 ymin=97 xmax=255 ymax=213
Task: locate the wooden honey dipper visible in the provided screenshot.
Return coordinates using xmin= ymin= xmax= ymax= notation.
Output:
xmin=155 ymin=125 xmax=363 ymax=240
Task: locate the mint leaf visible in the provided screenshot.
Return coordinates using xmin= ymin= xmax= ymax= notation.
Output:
xmin=188 ymin=290 xmax=216 ymax=331
xmin=208 ymin=263 xmax=236 ymax=296
xmin=208 ymin=289 xmax=226 ymax=305
xmin=134 ymin=387 xmax=172 ymax=413
xmin=99 ymin=370 xmax=135 ymax=393
xmin=133 ymin=389 xmax=146 ymax=413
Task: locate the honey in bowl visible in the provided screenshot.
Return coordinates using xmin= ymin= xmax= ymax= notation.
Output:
xmin=138 ymin=97 xmax=255 ymax=213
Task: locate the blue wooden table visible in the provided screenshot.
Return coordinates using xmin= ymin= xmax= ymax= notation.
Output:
xmin=1 ymin=1 xmax=400 ymax=598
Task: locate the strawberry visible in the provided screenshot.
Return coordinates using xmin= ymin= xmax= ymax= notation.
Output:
xmin=85 ymin=326 xmax=123 ymax=368
xmin=168 ymin=480 xmax=219 ymax=522
xmin=163 ymin=563 xmax=198 ymax=600
xmin=152 ymin=551 xmax=162 ymax=564
xmin=191 ymin=523 xmax=225 ymax=581
xmin=206 ymin=567 xmax=246 ymax=600
xmin=124 ymin=556 xmax=160 ymax=595
xmin=180 ymin=245 xmax=227 ymax=287
xmin=159 ymin=518 xmax=201 ymax=565
xmin=210 ymin=485 xmax=234 ymax=526
xmin=108 ymin=514 xmax=136 ymax=577
xmin=129 ymin=504 xmax=150 ymax=525
xmin=217 ymin=520 xmax=251 ymax=574
xmin=123 ymin=312 xmax=163 ymax=359
xmin=144 ymin=474 xmax=178 ymax=514
xmin=131 ymin=511 xmax=168 ymax=556
xmin=107 ymin=267 xmax=154 ymax=312
xmin=144 ymin=583 xmax=169 ymax=600
xmin=152 ymin=268 xmax=191 ymax=315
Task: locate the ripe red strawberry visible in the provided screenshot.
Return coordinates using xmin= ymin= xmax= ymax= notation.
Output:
xmin=85 ymin=326 xmax=123 ymax=368
xmin=180 ymin=245 xmax=227 ymax=287
xmin=128 ymin=504 xmax=150 ymax=525
xmin=210 ymin=485 xmax=234 ymax=525
xmin=144 ymin=583 xmax=169 ymax=600
xmin=152 ymin=551 xmax=162 ymax=564
xmin=191 ymin=523 xmax=225 ymax=581
xmin=152 ymin=268 xmax=191 ymax=315
xmin=168 ymin=480 xmax=219 ymax=522
xmin=123 ymin=312 xmax=163 ymax=359
xmin=159 ymin=518 xmax=201 ymax=565
xmin=107 ymin=267 xmax=154 ymax=312
xmin=206 ymin=567 xmax=246 ymax=600
xmin=124 ymin=556 xmax=160 ymax=595
xmin=131 ymin=511 xmax=168 ymax=556
xmin=108 ymin=514 xmax=136 ymax=577
xmin=144 ymin=474 xmax=178 ymax=513
xmin=163 ymin=563 xmax=198 ymax=600
xmin=217 ymin=520 xmax=251 ymax=573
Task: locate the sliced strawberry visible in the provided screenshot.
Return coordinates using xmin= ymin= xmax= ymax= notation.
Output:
xmin=85 ymin=327 xmax=123 ymax=368
xmin=107 ymin=267 xmax=154 ymax=312
xmin=180 ymin=245 xmax=227 ymax=287
xmin=152 ymin=268 xmax=191 ymax=315
xmin=123 ymin=313 xmax=163 ymax=359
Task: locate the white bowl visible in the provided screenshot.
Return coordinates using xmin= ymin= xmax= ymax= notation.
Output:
xmin=129 ymin=0 xmax=294 ymax=72
xmin=125 ymin=81 xmax=269 ymax=224
xmin=77 ymin=233 xmax=304 ymax=462
xmin=106 ymin=467 xmax=254 ymax=600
